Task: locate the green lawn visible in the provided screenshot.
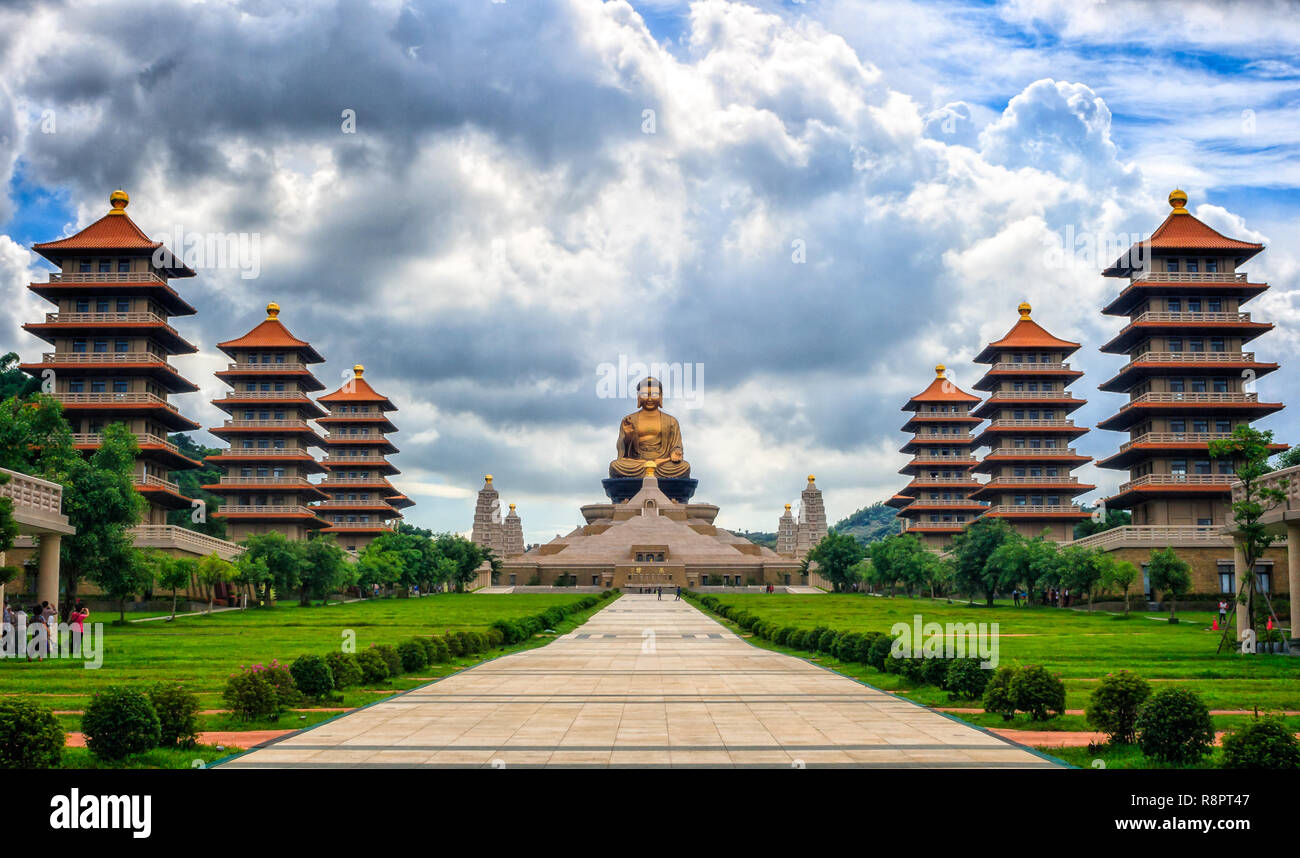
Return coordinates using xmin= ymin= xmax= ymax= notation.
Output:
xmin=2 ymin=593 xmax=609 ymax=724
xmin=691 ymin=593 xmax=1299 ymax=718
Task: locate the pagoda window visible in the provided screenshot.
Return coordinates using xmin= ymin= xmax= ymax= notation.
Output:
xmin=1193 ymin=460 xmax=1212 ymax=475
xmin=239 ymin=468 xmax=252 ymax=477
xmin=273 ymin=439 xmax=285 ymax=449
xmin=114 ymin=339 xmax=129 ymax=353
xmin=78 ymin=260 xmax=92 ymax=273
xmin=1188 ymin=298 xmax=1202 ymax=313
xmin=1013 ymin=438 xmax=1026 ymax=449
xmin=1186 ymin=259 xmax=1199 ymax=273
xmin=1219 ymin=461 xmax=1235 ymax=475
xmin=1213 ymin=378 xmax=1229 ymax=393
xmin=1206 ymin=258 xmax=1219 ymax=273
xmin=1216 ymin=419 xmax=1232 ymax=433
xmin=1191 ymin=379 xmax=1207 ymax=393
xmin=116 ymin=298 xmax=130 ymax=312
xmin=1030 ymin=466 xmax=1042 ymax=477
xmin=1169 ymin=379 xmax=1185 ymax=393
xmin=117 ymin=260 xmax=130 ymax=273
xmin=68 ymin=380 xmax=84 ymax=393
xmin=1166 ymin=259 xmax=1179 ymax=272
xmin=1027 ymin=382 xmax=1040 ymax=392
xmin=241 ymin=440 xmax=254 ymax=449
xmin=92 ymin=339 xmax=108 ymax=353
xmin=1029 ymin=439 xmax=1042 ymax=449
xmin=1168 ymin=337 xmax=1183 ymax=352
xmin=1013 ymin=467 xmax=1026 ymax=477
xmin=1013 ymin=382 xmax=1024 ymax=392
xmin=98 ymin=259 xmax=112 ymax=273
xmin=1046 ymin=467 xmax=1059 ymax=477
xmin=1193 ymin=419 xmax=1209 ymax=433
xmin=256 ymin=440 xmax=270 ymax=450
xmin=1209 ymin=337 xmax=1225 ymax=352
xmin=1014 ymin=495 xmax=1027 ymax=506
xmin=1169 ymin=419 xmax=1186 ymax=434
xmin=1030 ymin=495 xmax=1044 ymax=506
xmin=275 ymin=353 xmax=286 ymax=363
xmin=1013 ymin=409 xmax=1025 ymax=419
xmin=274 ymin=382 xmax=285 ymax=391
xmin=72 ymin=339 xmax=87 ymax=353
xmin=256 ymin=467 xmax=269 ymax=477
xmin=90 ymin=380 xmax=106 ymax=393
xmin=1208 ymin=298 xmax=1222 ymax=312
xmin=1168 ymin=298 xmax=1182 ymax=312
xmin=1044 ymin=439 xmax=1056 ymax=449
xmin=74 ymin=298 xmax=90 ymax=312
xmin=1188 ymin=338 xmax=1204 ymax=352
xmin=1171 ymin=460 xmax=1188 ymax=475
xmin=274 ymin=410 xmax=285 ymax=420
xmin=112 ymin=380 xmax=128 ymax=393
xmin=95 ymin=298 xmax=110 ymax=313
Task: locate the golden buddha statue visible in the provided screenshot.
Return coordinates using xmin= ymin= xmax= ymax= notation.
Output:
xmin=609 ymin=377 xmax=691 ymax=479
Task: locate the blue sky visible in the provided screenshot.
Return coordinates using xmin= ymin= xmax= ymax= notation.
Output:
xmin=2 ymin=0 xmax=1298 ymax=541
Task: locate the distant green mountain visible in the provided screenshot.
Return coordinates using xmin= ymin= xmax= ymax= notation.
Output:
xmin=735 ymin=530 xmax=777 ymax=549
xmin=831 ymin=501 xmax=901 ymax=545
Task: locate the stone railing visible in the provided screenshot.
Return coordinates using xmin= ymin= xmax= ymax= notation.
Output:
xmin=987 ymin=391 xmax=1078 ymax=400
xmin=42 ymin=311 xmax=179 ymax=332
xmin=1072 ymin=525 xmax=1230 ymax=550
xmin=988 ymin=362 xmax=1072 ymax=372
xmin=129 ymin=525 xmax=241 ymax=560
xmin=982 ymin=476 xmax=1082 ymax=486
xmin=905 ymin=498 xmax=988 ymax=507
xmin=0 ymin=467 xmax=64 ymax=517
xmin=136 ymin=473 xmax=181 ymax=493
xmin=1127 ymin=311 xmax=1252 ymax=326
xmin=1133 ymin=271 xmax=1247 ymax=283
xmin=1118 ymin=432 xmax=1235 ymax=451
xmin=1122 ymin=392 xmax=1258 ymax=406
xmin=986 ymin=419 xmax=1076 ymax=429
xmin=210 ymin=476 xmax=316 ymax=487
xmin=48 ymin=271 xmax=166 ymax=284
xmin=217 ymin=504 xmax=321 ymax=516
xmin=214 ymin=391 xmax=312 ymax=401
xmin=221 ymin=420 xmax=312 ymax=430
xmin=211 ymin=448 xmax=315 ymax=457
xmin=224 ymin=362 xmax=308 ymax=372
xmin=984 ymin=504 xmax=1084 ymax=515
xmin=986 ymin=447 xmax=1079 ymax=457
xmin=1231 ymin=465 xmax=1300 ymax=508
xmin=1123 ymin=351 xmax=1255 ymax=365
xmin=52 ymin=391 xmax=181 ymax=412
xmin=1119 ymin=473 xmax=1235 ymax=492
xmin=73 ymin=432 xmax=180 ymax=454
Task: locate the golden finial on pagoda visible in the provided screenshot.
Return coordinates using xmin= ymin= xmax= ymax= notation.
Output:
xmin=807 ymin=474 xmax=816 ymax=483
xmin=1169 ymin=188 xmax=1189 ymax=214
xmin=108 ymin=190 xmax=129 ymax=214
xmin=266 ymin=302 xmax=280 ymax=320
xmin=935 ymin=364 xmax=946 ymax=378
xmin=484 ymin=474 xmax=493 ymax=484
xmin=1018 ymin=301 xmax=1032 ymax=320
xmin=785 ymin=503 xmax=792 ymax=511
xmin=509 ymin=503 xmax=516 ymax=511
xmin=353 ymin=364 xmax=364 ymax=378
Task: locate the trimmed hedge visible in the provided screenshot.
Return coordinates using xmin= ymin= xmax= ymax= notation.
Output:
xmin=82 ymin=686 xmax=162 ymax=761
xmin=0 ymin=697 xmax=64 ymax=769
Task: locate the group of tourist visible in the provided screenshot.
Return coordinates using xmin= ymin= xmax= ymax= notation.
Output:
xmin=1009 ymin=588 xmax=1072 ymax=608
xmin=1 ymin=599 xmax=90 ymax=659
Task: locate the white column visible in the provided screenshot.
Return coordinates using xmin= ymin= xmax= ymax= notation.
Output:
xmin=37 ymin=534 xmax=61 ymax=613
xmin=1287 ymin=522 xmax=1300 ymax=643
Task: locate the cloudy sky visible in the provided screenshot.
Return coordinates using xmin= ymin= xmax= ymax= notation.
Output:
xmin=2 ymin=0 xmax=1298 ymax=543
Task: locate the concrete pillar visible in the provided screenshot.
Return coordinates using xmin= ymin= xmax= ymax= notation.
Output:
xmin=1288 ymin=522 xmax=1300 ymax=644
xmin=1233 ymin=538 xmax=1250 ymax=643
xmin=37 ymin=534 xmax=61 ymax=613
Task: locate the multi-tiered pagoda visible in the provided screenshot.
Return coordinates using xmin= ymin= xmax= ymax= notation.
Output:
xmin=315 ymin=364 xmax=406 ymax=552
xmin=971 ymin=303 xmax=1093 ymax=541
xmin=895 ymin=365 xmax=987 ymax=549
xmin=205 ymin=302 xmax=329 ymax=540
xmin=1095 ymin=190 xmax=1284 ymax=532
xmin=22 ymin=191 xmax=201 ymax=523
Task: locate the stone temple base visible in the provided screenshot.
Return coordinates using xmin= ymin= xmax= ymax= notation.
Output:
xmin=603 ymin=476 xmax=697 ymax=504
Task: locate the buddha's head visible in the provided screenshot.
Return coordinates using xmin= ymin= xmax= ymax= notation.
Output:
xmin=636 ymin=377 xmax=664 ymax=412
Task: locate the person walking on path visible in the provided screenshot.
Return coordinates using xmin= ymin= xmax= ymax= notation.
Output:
xmin=656 ymin=586 xmax=662 ymax=601
xmin=674 ymin=585 xmax=681 ymax=601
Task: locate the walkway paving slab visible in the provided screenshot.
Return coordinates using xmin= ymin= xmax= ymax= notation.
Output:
xmin=219 ymin=594 xmax=1062 ymax=769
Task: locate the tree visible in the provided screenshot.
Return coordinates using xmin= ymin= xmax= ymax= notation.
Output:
xmin=0 ymin=393 xmax=78 ymax=476
xmin=0 ymin=471 xmax=19 ymax=609
xmin=986 ymin=533 xmax=1058 ymax=599
xmin=950 ymin=518 xmax=1015 ymax=606
xmin=299 ymin=535 xmax=355 ymax=605
xmin=1209 ymin=425 xmax=1287 ymax=639
xmin=357 ymin=540 xmax=404 ymax=593
xmin=1147 ymin=547 xmax=1192 ymax=623
xmin=239 ymin=532 xmax=303 ymax=606
xmin=806 ymin=531 xmax=866 ymax=593
xmin=1056 ymin=544 xmax=1105 ymax=611
xmin=152 ymin=554 xmax=197 ymax=621
xmin=433 ymin=533 xmax=487 ymax=592
xmin=1074 ymin=506 xmax=1131 ymax=539
xmin=1101 ymin=558 xmax=1139 ymax=614
xmin=65 ymin=425 xmax=147 ymax=619
xmin=96 ymin=548 xmax=154 ymax=624
xmin=195 ymin=553 xmax=237 ymax=615
xmin=0 ymin=353 xmax=40 ymax=401
xmin=166 ymin=434 xmax=227 ymax=539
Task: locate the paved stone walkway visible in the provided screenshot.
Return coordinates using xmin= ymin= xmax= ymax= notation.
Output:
xmin=218 ymin=594 xmax=1062 ymax=769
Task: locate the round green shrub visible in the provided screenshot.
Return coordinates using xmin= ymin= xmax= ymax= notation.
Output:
xmin=816 ymin=629 xmax=838 ymax=654
xmin=397 ymin=639 xmax=428 ymax=672
xmin=1220 ymin=717 xmax=1300 ymax=769
xmin=148 ymin=682 xmax=200 ymax=747
xmin=855 ymin=632 xmax=882 ymax=664
xmin=455 ymin=631 xmax=479 ymax=654
xmin=224 ymin=667 xmax=282 ymax=721
xmin=493 ymin=619 xmax=526 ymax=645
xmin=289 ymin=655 xmax=335 ymax=701
xmin=1085 ymin=670 xmax=1151 ymax=744
xmin=444 ymin=632 xmax=466 ymax=656
xmin=808 ymin=627 xmax=830 ymax=652
xmin=1009 ymin=665 xmax=1065 ymax=721
xmin=486 ymin=627 xmax=505 ymax=648
xmin=0 ymin=697 xmax=64 ymax=768
xmin=1136 ymin=686 xmax=1214 ymax=764
xmin=430 ymin=636 xmax=452 ymax=663
xmin=375 ymin=644 xmax=403 ymax=676
xmin=944 ymin=659 xmax=989 ymax=701
xmin=982 ymin=665 xmax=1018 ymax=721
xmin=866 ymin=634 xmax=893 ymax=670
xmin=82 ymin=686 xmax=161 ymax=761
xmin=418 ymin=636 xmax=439 ymax=664
xmin=356 ymin=648 xmax=390 ymax=684
xmin=920 ymin=655 xmax=951 ymax=688
xmin=326 ymin=652 xmax=363 ymax=689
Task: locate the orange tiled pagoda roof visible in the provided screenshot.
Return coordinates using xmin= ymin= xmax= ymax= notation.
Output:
xmin=32 ymin=190 xmax=196 ymax=277
xmin=974 ymin=303 xmax=1080 ymax=362
xmin=318 ymin=365 xmax=396 ymax=409
xmin=1103 ymin=190 xmax=1264 ymax=276
xmin=902 ymin=365 xmax=981 ymax=409
xmin=217 ymin=303 xmax=325 ymax=362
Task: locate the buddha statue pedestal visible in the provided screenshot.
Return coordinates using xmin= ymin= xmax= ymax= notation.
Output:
xmin=602 ymin=475 xmax=698 ymax=504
